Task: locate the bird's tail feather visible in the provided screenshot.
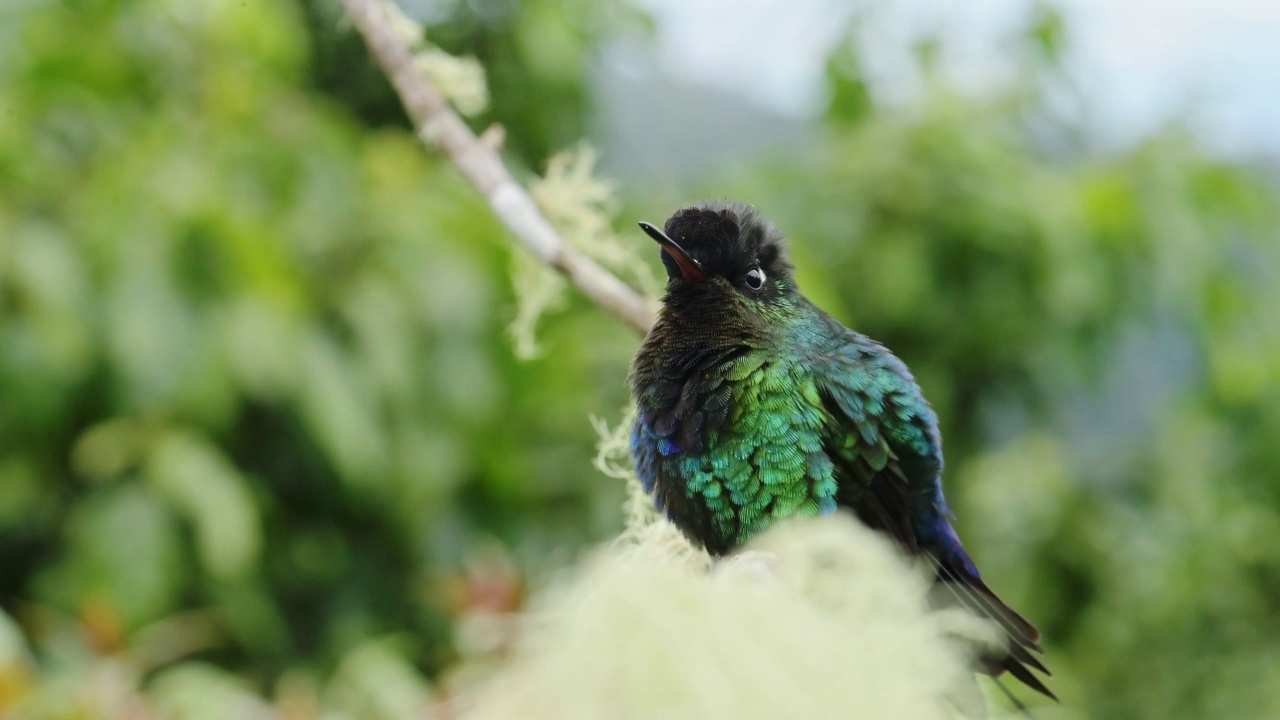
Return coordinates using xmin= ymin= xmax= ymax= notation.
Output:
xmin=993 ymin=677 xmax=1037 ymax=719
xmin=929 ymin=551 xmax=1058 ymax=703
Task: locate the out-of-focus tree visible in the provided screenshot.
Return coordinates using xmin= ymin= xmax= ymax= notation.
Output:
xmin=0 ymin=0 xmax=636 ymax=709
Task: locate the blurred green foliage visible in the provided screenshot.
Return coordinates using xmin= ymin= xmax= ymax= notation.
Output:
xmin=0 ymin=0 xmax=635 ymax=713
xmin=1 ymin=0 xmax=1279 ymax=718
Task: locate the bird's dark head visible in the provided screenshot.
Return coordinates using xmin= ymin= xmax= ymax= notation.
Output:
xmin=639 ymin=201 xmax=796 ymax=317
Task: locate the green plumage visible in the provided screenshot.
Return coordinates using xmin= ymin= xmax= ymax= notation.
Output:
xmin=684 ymin=354 xmax=833 ymax=541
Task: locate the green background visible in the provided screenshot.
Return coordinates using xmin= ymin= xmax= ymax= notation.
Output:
xmin=2 ymin=0 xmax=1278 ymax=717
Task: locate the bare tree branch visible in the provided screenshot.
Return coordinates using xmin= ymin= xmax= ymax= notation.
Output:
xmin=341 ymin=0 xmax=656 ymax=335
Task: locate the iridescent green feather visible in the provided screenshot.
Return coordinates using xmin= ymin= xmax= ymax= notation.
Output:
xmin=670 ymin=358 xmax=839 ymax=544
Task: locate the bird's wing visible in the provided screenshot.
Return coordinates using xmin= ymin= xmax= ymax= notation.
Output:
xmin=810 ymin=336 xmax=944 ymax=554
xmin=812 ymin=335 xmax=1056 ymax=700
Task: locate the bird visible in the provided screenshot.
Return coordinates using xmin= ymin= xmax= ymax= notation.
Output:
xmin=628 ymin=200 xmax=1055 ymax=701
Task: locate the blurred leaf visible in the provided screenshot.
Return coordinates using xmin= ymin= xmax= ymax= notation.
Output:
xmin=325 ymin=638 xmax=434 ymax=720
xmin=218 ymin=296 xmax=303 ymax=401
xmin=149 ymin=662 xmax=275 ymax=720
xmin=298 ymin=331 xmax=389 ymax=492
xmin=147 ymin=430 xmax=262 ymax=581
xmin=0 ymin=608 xmax=35 ymax=710
xmin=0 ymin=456 xmax=47 ymax=530
xmin=35 ymin=486 xmax=185 ymax=631
xmin=72 ymin=418 xmax=147 ymax=483
xmin=1030 ymin=2 xmax=1066 ymax=61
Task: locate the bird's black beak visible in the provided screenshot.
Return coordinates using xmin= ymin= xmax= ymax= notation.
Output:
xmin=638 ymin=221 xmax=706 ymax=282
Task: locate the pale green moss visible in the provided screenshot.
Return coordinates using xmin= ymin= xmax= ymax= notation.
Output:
xmin=458 ymin=413 xmax=1004 ymax=719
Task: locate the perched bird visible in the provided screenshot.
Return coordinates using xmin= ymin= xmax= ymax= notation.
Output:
xmin=629 ymin=200 xmax=1054 ymax=700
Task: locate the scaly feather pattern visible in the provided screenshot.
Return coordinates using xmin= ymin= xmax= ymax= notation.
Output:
xmin=629 ymin=200 xmax=1056 ymax=702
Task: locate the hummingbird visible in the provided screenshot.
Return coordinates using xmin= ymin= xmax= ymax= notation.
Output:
xmin=628 ymin=200 xmax=1054 ymax=700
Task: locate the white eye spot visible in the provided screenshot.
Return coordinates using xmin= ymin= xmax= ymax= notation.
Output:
xmin=744 ymin=266 xmax=766 ymax=291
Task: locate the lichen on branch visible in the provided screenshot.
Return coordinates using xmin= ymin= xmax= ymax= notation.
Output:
xmin=341 ymin=0 xmax=655 ymax=339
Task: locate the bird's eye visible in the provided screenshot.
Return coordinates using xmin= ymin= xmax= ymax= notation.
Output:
xmin=744 ymin=266 xmax=766 ymax=291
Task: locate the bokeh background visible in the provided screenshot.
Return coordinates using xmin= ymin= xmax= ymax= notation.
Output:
xmin=2 ymin=0 xmax=1279 ymax=718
